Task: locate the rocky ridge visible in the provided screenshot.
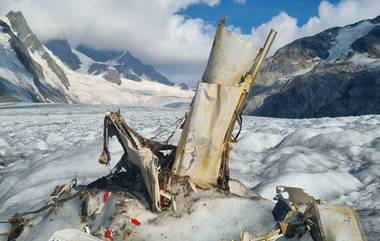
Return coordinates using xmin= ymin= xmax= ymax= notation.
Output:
xmin=246 ymin=15 xmax=380 ymax=118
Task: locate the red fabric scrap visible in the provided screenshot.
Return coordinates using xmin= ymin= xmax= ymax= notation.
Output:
xmin=130 ymin=218 xmax=141 ymax=226
xmin=103 ymin=192 xmax=111 ymax=203
xmin=104 ymin=227 xmax=113 ymax=240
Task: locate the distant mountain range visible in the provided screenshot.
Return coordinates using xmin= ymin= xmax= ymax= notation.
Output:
xmin=45 ymin=40 xmax=175 ymax=86
xmin=0 ymin=11 xmax=191 ymax=106
xmin=2 ymin=11 xmax=380 ymax=117
xmin=246 ymin=15 xmax=380 ymax=118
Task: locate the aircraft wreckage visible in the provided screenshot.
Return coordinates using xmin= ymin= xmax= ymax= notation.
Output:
xmin=2 ymin=19 xmax=367 ymax=241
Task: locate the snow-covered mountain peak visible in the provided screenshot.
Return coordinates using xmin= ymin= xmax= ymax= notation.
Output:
xmin=72 ymin=44 xmax=175 ymax=85
xmin=6 ymin=11 xmax=70 ymax=90
xmin=44 ymin=40 xmax=176 ymax=86
xmin=0 ymin=11 xmax=193 ymax=106
xmin=0 ymin=11 xmax=72 ymax=103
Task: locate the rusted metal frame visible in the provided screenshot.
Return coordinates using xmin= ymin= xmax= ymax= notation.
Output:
xmin=99 ymin=112 xmax=177 ymax=211
xmin=217 ymin=30 xmax=277 ymax=190
xmin=116 ymin=116 xmax=176 ymax=153
xmin=105 ymin=112 xmax=176 ymax=156
xmin=103 ymin=114 xmax=161 ymax=210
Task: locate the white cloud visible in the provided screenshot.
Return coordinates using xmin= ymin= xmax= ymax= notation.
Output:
xmin=248 ymin=0 xmax=380 ymax=55
xmin=1 ymin=0 xmax=380 ymax=85
xmin=0 ymin=0 xmax=219 ymax=84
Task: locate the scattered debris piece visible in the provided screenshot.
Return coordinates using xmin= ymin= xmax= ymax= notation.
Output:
xmin=84 ymin=225 xmax=91 ymax=235
xmin=240 ymin=229 xmax=283 ymax=241
xmin=98 ymin=110 xmax=176 ymax=211
xmin=81 ymin=191 xmax=109 ymax=217
xmin=50 ymin=180 xmax=75 ymax=200
xmin=276 ymin=186 xmax=318 ymax=206
xmin=7 ymin=217 xmax=28 ymax=241
xmin=272 ymin=197 xmax=292 ymax=222
xmin=103 ymin=192 xmax=111 ymax=203
xmin=123 ymin=228 xmax=135 ymax=240
xmin=188 ymin=179 xmax=198 ymax=194
xmin=103 ymin=227 xmax=113 ymax=241
xmin=239 ymin=186 xmax=367 ymax=241
xmin=130 ymin=218 xmax=141 ymax=226
xmin=308 ymin=203 xmax=367 ymax=241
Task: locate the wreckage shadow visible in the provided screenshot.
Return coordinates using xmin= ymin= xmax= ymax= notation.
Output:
xmin=85 ymin=168 xmax=152 ymax=210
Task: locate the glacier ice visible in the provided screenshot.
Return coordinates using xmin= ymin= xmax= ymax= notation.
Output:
xmin=0 ymin=104 xmax=379 ymax=240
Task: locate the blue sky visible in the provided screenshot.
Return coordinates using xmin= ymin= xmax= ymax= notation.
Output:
xmin=181 ymin=0 xmax=341 ymax=33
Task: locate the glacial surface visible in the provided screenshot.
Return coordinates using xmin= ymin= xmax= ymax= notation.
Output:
xmin=0 ymin=104 xmax=379 ymax=240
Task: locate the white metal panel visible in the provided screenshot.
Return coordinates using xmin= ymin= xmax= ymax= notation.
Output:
xmin=172 ymin=82 xmax=243 ymax=187
xmin=202 ymin=26 xmax=259 ymax=86
xmin=317 ymin=205 xmax=367 ymax=241
xmin=172 ymin=22 xmax=261 ymax=187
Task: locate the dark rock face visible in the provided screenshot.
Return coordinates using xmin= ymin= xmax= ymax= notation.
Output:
xmin=317 ymin=69 xmax=380 ymax=116
xmin=246 ymin=15 xmax=380 ymax=118
xmin=88 ymin=63 xmax=109 ymax=75
xmin=256 ymin=27 xmax=338 ymax=87
xmin=77 ymin=45 xmax=122 ymax=62
xmin=0 ymin=77 xmax=38 ymax=102
xmin=352 ymin=26 xmax=380 ymax=58
xmin=76 ymin=45 xmax=174 ymax=85
xmin=45 ymin=39 xmax=81 ymax=70
xmin=254 ymin=66 xmax=380 ymax=118
xmin=88 ymin=63 xmax=121 ymax=85
xmin=0 ymin=16 xmax=70 ymax=103
xmin=178 ymin=83 xmax=189 ymax=90
xmin=6 ymin=11 xmax=70 ymax=90
xmin=116 ymin=52 xmax=174 ymax=85
xmin=113 ymin=67 xmax=141 ymax=81
xmin=103 ymin=68 xmax=121 ymax=85
xmin=6 ymin=11 xmax=41 ymax=51
xmin=0 ymin=19 xmax=44 ymax=82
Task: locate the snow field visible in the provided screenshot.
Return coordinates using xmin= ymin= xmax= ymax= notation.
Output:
xmin=0 ymin=104 xmax=379 ymax=239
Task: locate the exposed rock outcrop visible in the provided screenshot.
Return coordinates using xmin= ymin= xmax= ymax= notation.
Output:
xmin=351 ymin=25 xmax=380 ymax=58
xmin=0 ymin=12 xmax=71 ymax=103
xmin=45 ymin=39 xmax=81 ymax=70
xmin=6 ymin=11 xmax=70 ymax=89
xmin=246 ymin=16 xmax=380 ymax=118
xmin=103 ymin=67 xmax=122 ymax=85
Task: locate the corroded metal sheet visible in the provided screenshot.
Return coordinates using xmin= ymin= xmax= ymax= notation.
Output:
xmin=172 ymin=20 xmax=261 ymax=188
xmin=172 ymin=82 xmax=243 ymax=187
xmin=100 ymin=112 xmax=161 ymax=211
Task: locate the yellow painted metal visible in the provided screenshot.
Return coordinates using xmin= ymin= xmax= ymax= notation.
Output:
xmin=225 ymin=29 xmax=277 ymax=142
xmin=240 ymin=229 xmax=283 ymax=241
xmin=220 ymin=29 xmax=276 ymax=189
